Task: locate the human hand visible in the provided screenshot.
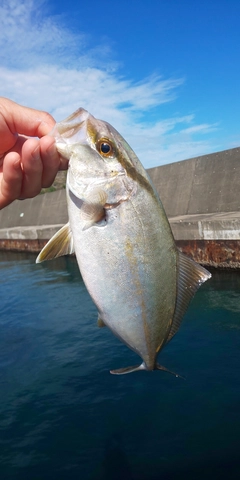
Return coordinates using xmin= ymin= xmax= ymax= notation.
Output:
xmin=0 ymin=97 xmax=68 ymax=210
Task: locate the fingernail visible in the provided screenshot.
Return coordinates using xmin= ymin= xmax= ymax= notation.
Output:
xmin=31 ymin=145 xmax=40 ymax=160
xmin=46 ymin=140 xmax=57 ymax=156
xmin=13 ymin=158 xmax=21 ymax=171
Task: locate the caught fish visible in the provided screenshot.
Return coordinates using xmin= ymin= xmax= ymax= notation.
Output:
xmin=36 ymin=108 xmax=211 ymax=376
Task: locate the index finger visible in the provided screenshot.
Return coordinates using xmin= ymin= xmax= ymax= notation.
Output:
xmin=0 ymin=97 xmax=56 ymax=140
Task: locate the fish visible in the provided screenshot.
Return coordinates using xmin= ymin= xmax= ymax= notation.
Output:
xmin=36 ymin=108 xmax=211 ymax=376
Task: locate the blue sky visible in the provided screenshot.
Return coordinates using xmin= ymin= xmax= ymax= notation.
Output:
xmin=0 ymin=0 xmax=239 ymax=168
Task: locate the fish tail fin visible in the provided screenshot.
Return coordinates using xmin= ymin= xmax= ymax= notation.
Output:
xmin=156 ymin=363 xmax=185 ymax=379
xmin=110 ymin=363 xmax=146 ymax=375
xmin=110 ymin=362 xmax=184 ymax=378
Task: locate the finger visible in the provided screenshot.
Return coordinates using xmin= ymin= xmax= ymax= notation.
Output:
xmin=0 ymin=134 xmax=30 ymax=167
xmin=0 ymin=152 xmax=23 ymax=209
xmin=58 ymin=154 xmax=69 ymax=171
xmin=0 ymin=97 xmax=56 ymax=140
xmin=20 ymin=138 xmax=43 ymax=198
xmin=40 ymin=136 xmax=60 ymax=188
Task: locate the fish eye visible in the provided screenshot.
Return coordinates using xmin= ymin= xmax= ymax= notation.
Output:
xmin=97 ymin=139 xmax=114 ymax=157
xmin=100 ymin=142 xmax=111 ymax=154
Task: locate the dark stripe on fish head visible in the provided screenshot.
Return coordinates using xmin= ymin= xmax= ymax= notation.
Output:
xmin=84 ymin=115 xmax=157 ymax=198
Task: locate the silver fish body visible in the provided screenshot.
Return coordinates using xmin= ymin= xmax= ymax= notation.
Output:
xmin=37 ymin=108 xmax=211 ymax=375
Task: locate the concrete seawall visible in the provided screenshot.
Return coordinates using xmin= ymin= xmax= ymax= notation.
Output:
xmin=0 ymin=147 xmax=239 ymax=268
xmin=148 ymin=146 xmax=240 ymax=216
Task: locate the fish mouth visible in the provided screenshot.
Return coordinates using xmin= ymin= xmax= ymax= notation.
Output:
xmin=53 ymin=108 xmax=90 ymax=150
xmin=55 ymin=108 xmax=90 ymax=137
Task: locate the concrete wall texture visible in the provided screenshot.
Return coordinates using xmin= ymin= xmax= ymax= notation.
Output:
xmin=148 ymin=146 xmax=240 ymax=217
xmin=0 ymin=189 xmax=68 ymax=229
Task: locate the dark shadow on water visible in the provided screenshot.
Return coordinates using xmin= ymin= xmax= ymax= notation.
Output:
xmin=91 ymin=454 xmax=240 ymax=480
xmin=90 ymin=433 xmax=133 ymax=480
xmin=89 ymin=430 xmax=240 ymax=480
xmin=103 ymin=434 xmax=133 ymax=480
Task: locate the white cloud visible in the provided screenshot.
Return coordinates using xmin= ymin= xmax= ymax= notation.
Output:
xmin=180 ymin=123 xmax=219 ymax=135
xmin=0 ymin=0 xmax=220 ymax=167
xmin=0 ymin=0 xmax=85 ymax=68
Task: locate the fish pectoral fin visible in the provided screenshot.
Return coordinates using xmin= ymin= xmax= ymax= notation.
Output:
xmin=97 ymin=315 xmax=106 ymax=328
xmin=81 ymin=188 xmax=107 ymax=230
xmin=110 ymin=364 xmax=145 ymax=375
xmin=156 ymin=364 xmax=185 ymax=379
xmin=81 ymin=203 xmax=106 ymax=230
xmin=36 ymin=222 xmax=74 ymax=263
xmin=166 ymin=251 xmax=211 ymax=343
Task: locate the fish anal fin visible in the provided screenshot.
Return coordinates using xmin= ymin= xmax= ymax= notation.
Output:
xmin=166 ymin=251 xmax=211 ymax=343
xmin=36 ymin=222 xmax=74 ymax=263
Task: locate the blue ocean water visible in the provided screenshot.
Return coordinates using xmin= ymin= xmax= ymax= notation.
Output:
xmin=0 ymin=251 xmax=240 ymax=480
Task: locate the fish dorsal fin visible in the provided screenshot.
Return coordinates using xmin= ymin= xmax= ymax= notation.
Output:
xmin=166 ymin=251 xmax=211 ymax=343
xmin=36 ymin=222 xmax=74 ymax=263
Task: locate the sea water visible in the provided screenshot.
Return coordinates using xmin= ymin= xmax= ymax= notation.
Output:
xmin=0 ymin=251 xmax=240 ymax=480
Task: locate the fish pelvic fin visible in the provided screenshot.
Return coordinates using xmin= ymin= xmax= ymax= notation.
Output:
xmin=36 ymin=222 xmax=74 ymax=263
xmin=166 ymin=251 xmax=211 ymax=343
